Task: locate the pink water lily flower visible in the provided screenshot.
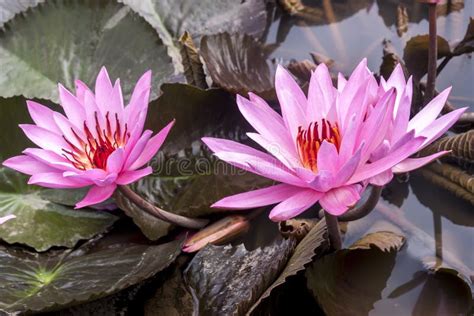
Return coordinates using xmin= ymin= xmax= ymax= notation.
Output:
xmin=3 ymin=68 xmax=174 ymax=209
xmin=202 ymin=59 xmax=466 ymax=221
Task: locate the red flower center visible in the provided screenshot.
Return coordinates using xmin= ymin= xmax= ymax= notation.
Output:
xmin=296 ymin=119 xmax=341 ymax=172
xmin=62 ymin=112 xmax=129 ymax=170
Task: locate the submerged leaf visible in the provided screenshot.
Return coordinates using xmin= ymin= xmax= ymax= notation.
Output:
xmin=0 ymin=168 xmax=117 ymax=252
xmin=403 ymin=35 xmax=451 ymax=79
xmin=115 ymin=84 xmax=271 ymax=240
xmin=185 ymin=239 xmax=295 ymax=316
xmin=0 ymin=238 xmax=183 ymax=314
xmin=0 ymin=0 xmax=175 ymax=102
xmin=306 ymin=231 xmax=405 ymax=316
xmin=200 ymin=33 xmax=277 ymax=99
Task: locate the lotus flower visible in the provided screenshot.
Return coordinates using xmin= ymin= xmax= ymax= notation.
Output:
xmin=0 ymin=215 xmax=15 ymax=225
xmin=202 ymin=60 xmax=466 ymax=221
xmin=3 ymin=68 xmax=174 ymax=209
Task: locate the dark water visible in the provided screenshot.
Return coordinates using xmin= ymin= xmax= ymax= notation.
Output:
xmin=263 ymin=1 xmax=473 ymax=314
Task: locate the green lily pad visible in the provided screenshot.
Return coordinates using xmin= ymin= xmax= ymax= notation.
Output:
xmin=184 ymin=238 xmax=295 ymax=315
xmin=200 ymin=32 xmax=277 ymax=99
xmin=403 ymin=35 xmax=451 ymax=80
xmin=115 ymin=84 xmax=272 ymax=240
xmin=0 ymin=238 xmax=183 ymax=314
xmin=306 ymin=231 xmax=406 ymax=316
xmin=0 ymin=0 xmax=44 ymax=26
xmin=0 ymin=168 xmax=117 ymax=252
xmin=0 ymin=0 xmax=176 ymax=103
xmin=119 ymin=0 xmax=269 ymax=70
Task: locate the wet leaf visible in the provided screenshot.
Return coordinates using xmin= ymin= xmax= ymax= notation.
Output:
xmin=144 ymin=256 xmax=194 ymax=316
xmin=0 ymin=238 xmax=182 ymax=314
xmin=403 ymin=35 xmax=451 ymax=79
xmin=287 ymin=59 xmax=316 ymax=84
xmin=396 ymin=4 xmax=409 ymax=37
xmin=185 ymin=239 xmax=295 ymax=316
xmin=420 ymin=130 xmax=474 ymax=164
xmin=0 ymin=0 xmax=175 ymax=103
xmin=0 ymin=0 xmax=44 ymax=26
xmin=417 ymin=162 xmax=474 ymax=205
xmin=119 ymin=0 xmax=269 ymax=70
xmin=179 ymin=31 xmax=207 ymax=89
xmin=0 ymin=168 xmax=117 ymax=252
xmin=200 ymin=33 xmax=278 ymax=99
xmin=306 ymin=231 xmax=405 ymax=316
xmin=452 ymin=17 xmax=474 ymax=56
xmin=380 ymin=39 xmax=408 ymax=80
xmin=115 ymin=84 xmax=271 ymax=240
xmin=248 ymin=218 xmax=330 ymax=314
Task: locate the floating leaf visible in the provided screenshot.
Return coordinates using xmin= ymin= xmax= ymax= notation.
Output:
xmin=185 ymin=239 xmax=295 ymax=316
xmin=0 ymin=0 xmax=176 ymax=103
xmin=200 ymin=33 xmax=277 ymax=99
xmin=118 ymin=0 xmax=269 ymax=70
xmin=420 ymin=130 xmax=474 ymax=164
xmin=0 ymin=0 xmax=44 ymax=26
xmin=0 ymin=168 xmax=117 ymax=252
xmin=306 ymin=231 xmax=405 ymax=316
xmin=0 ymin=238 xmax=182 ymax=314
xmin=248 ymin=218 xmax=330 ymax=314
xmin=417 ymin=162 xmax=474 ymax=205
xmin=115 ymin=84 xmax=271 ymax=240
xmin=403 ymin=35 xmax=451 ymax=79
xmin=144 ymin=256 xmax=195 ymax=316
xmin=179 ymin=31 xmax=207 ymax=88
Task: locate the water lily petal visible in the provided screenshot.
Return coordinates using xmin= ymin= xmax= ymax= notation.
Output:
xmin=307 ymin=63 xmax=336 ymax=121
xmin=26 ymin=100 xmax=61 ymax=134
xmin=349 ymin=136 xmax=425 ymax=184
xmin=23 ymin=148 xmax=75 ymax=171
xmin=116 ymin=167 xmax=153 ymax=185
xmin=418 ymin=108 xmax=467 ymax=148
xmin=3 ymin=155 xmax=59 ymax=175
xmin=0 ymin=215 xmax=16 ymax=225
xmin=75 ymin=184 xmax=117 ymax=209
xmin=408 ymin=87 xmax=451 ymax=133
xmin=94 ymin=66 xmax=114 ymax=113
xmin=275 ymin=65 xmax=308 ymax=139
xmin=58 ymin=83 xmax=86 ymax=128
xmin=123 ymin=130 xmax=152 ymax=170
xmin=393 ymin=151 xmax=449 ymax=173
xmin=211 ymin=183 xmax=302 ymax=209
xmin=19 ymin=124 xmax=70 ymax=154
xmin=107 ymin=148 xmax=125 ymax=174
xmin=320 ymin=185 xmax=362 ymax=216
xmin=129 ymin=120 xmax=175 ymax=170
xmin=269 ymin=189 xmax=323 ymax=221
xmin=29 ymin=172 xmax=89 ymax=188
xmin=247 ymin=132 xmax=300 ymax=169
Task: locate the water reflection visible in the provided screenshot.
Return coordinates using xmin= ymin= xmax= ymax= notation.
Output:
xmin=267 ymin=0 xmax=473 ymax=107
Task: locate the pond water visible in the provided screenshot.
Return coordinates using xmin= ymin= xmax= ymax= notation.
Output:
xmin=258 ymin=1 xmax=473 ymax=314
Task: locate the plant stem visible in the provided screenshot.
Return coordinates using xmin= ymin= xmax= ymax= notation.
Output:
xmin=117 ymin=185 xmax=209 ymax=229
xmin=338 ymin=186 xmax=383 ymax=222
xmin=425 ymin=3 xmax=437 ymax=103
xmin=324 ymin=211 xmax=342 ymax=250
